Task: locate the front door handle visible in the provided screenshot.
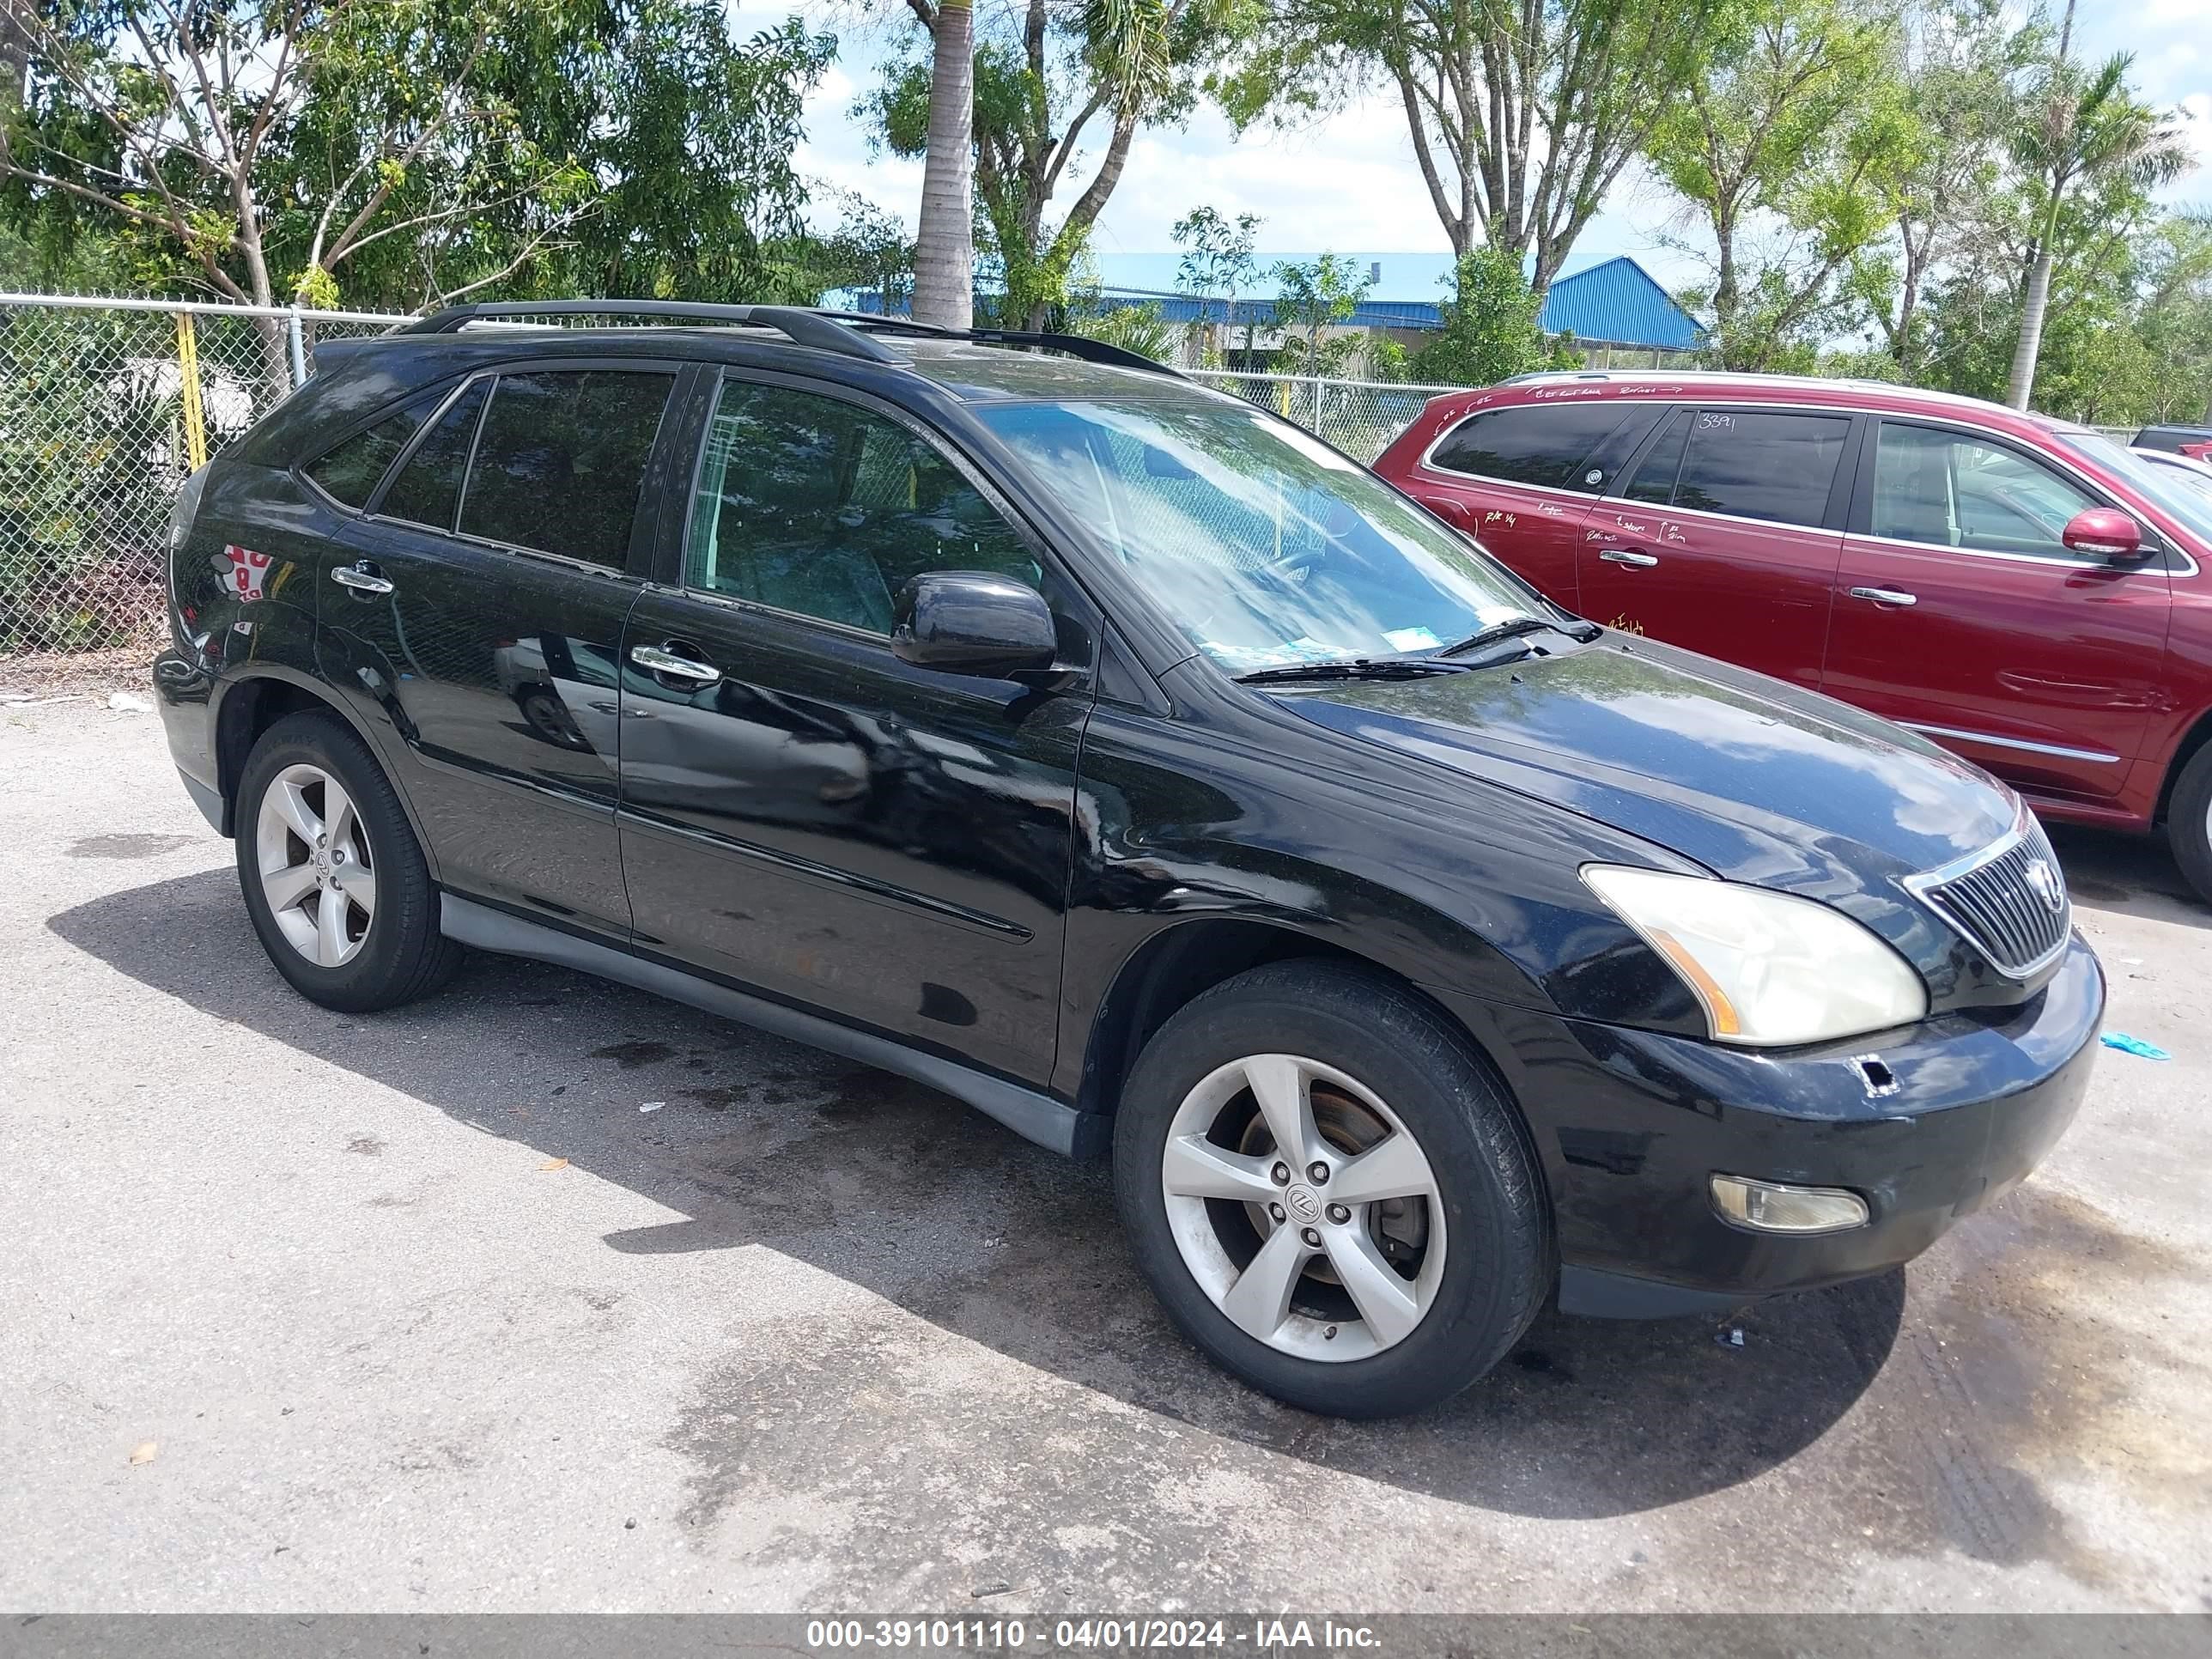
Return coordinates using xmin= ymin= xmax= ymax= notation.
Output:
xmin=629 ymin=642 xmax=722 ymax=684
xmin=1849 ymin=586 xmax=1917 ymax=607
xmin=1601 ymin=550 xmax=1659 ymax=568
xmin=330 ymin=560 xmax=393 ymax=595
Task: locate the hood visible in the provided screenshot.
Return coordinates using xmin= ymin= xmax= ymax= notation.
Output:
xmin=1273 ymin=635 xmax=2018 ymax=898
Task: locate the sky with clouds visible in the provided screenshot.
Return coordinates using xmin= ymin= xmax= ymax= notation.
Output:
xmin=765 ymin=0 xmax=2210 ymax=297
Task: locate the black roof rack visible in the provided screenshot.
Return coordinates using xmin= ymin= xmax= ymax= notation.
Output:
xmin=398 ymin=299 xmax=1187 ymax=380
xmin=399 ymin=300 xmax=904 ymax=364
xmin=815 ymin=310 xmax=1188 ymax=381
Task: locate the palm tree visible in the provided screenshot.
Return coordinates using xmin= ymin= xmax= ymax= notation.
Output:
xmin=907 ymin=0 xmax=975 ymax=330
xmin=2004 ymin=7 xmax=2191 ymax=410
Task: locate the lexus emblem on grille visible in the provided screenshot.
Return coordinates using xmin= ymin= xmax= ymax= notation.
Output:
xmin=2025 ymin=859 xmax=2064 ymax=914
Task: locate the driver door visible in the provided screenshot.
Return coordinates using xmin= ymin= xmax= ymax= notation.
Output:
xmin=615 ymin=374 xmax=1095 ymax=1087
xmin=1824 ymin=418 xmax=2173 ymax=804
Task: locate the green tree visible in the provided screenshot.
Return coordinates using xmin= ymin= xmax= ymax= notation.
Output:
xmin=1173 ymin=203 xmax=1262 ymax=362
xmin=1271 ymin=252 xmax=1369 ymax=373
xmin=1216 ymin=0 xmax=1733 ymax=295
xmin=1843 ymin=0 xmax=2030 ymax=378
xmin=2002 ymin=0 xmax=2193 ymax=409
xmin=871 ymin=0 xmax=1246 ymax=330
xmin=1649 ymin=0 xmax=1910 ymax=372
xmin=0 ymin=1 xmax=836 ymax=317
xmin=1068 ymin=299 xmax=1178 ymax=360
xmin=1413 ymin=245 xmax=1572 ymax=385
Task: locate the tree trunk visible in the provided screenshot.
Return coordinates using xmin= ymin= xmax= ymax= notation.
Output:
xmin=0 ymin=0 xmax=27 ymax=116
xmin=912 ymin=0 xmax=975 ymax=331
xmin=2007 ymin=245 xmax=2056 ymax=410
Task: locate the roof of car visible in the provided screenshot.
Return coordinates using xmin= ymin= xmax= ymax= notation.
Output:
xmin=386 ymin=301 xmax=1213 ymax=405
xmin=1474 ymin=368 xmax=2057 ymax=430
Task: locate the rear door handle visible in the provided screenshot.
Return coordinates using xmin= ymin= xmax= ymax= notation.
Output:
xmin=629 ymin=642 xmax=722 ymax=684
xmin=1601 ymin=550 xmax=1659 ymax=568
xmin=1849 ymin=586 xmax=1917 ymax=607
xmin=330 ymin=561 xmax=393 ymax=595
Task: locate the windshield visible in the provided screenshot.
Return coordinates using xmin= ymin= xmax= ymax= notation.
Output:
xmin=974 ymin=398 xmax=1549 ymax=673
xmin=2060 ymin=430 xmax=2212 ymax=547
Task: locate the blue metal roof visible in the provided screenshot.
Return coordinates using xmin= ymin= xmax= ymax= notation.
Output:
xmin=1537 ymin=257 xmax=1704 ymax=350
xmin=845 ymin=254 xmax=1701 ymax=351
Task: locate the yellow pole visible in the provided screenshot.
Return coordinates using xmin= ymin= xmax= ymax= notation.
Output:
xmin=175 ymin=312 xmax=209 ymax=472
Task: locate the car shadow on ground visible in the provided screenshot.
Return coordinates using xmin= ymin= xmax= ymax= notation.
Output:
xmin=2045 ymin=823 xmax=2206 ymax=928
xmin=51 ymin=865 xmax=1917 ymax=1522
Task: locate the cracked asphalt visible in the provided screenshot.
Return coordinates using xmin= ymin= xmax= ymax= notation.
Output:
xmin=3 ymin=697 xmax=2209 ymax=1613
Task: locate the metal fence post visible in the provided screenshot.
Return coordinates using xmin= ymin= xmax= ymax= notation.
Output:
xmin=286 ymin=311 xmax=308 ymax=388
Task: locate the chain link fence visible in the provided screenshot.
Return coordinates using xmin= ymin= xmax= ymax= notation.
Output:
xmin=0 ymin=294 xmax=404 ymax=659
xmin=0 ymin=294 xmax=2153 ymax=664
xmin=1187 ymin=369 xmax=1459 ymax=463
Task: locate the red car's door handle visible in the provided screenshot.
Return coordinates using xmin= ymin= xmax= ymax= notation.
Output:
xmin=1601 ymin=549 xmax=1659 ymax=568
xmin=1848 ymin=586 xmax=1917 ymax=608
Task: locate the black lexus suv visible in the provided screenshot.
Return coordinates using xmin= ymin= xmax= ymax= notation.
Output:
xmin=154 ymin=301 xmax=2103 ymax=1418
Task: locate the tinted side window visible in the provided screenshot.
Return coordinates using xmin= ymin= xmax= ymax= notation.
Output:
xmin=457 ymin=371 xmax=672 ymax=567
xmin=1622 ymin=410 xmax=1690 ymax=505
xmin=1427 ymin=403 xmax=1631 ymax=492
xmin=684 ymin=380 xmax=1039 ymax=635
xmin=1873 ymin=423 xmax=2100 ymax=560
xmin=305 ymin=392 xmax=438 ymax=507
xmin=1668 ymin=410 xmax=1850 ymax=526
xmin=378 ymin=381 xmax=487 ymax=530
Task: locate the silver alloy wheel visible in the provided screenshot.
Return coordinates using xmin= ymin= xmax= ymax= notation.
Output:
xmin=255 ymin=763 xmax=376 ymax=968
xmin=1159 ymin=1053 xmax=1446 ymax=1362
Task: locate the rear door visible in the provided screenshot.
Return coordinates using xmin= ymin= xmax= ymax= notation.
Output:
xmin=613 ymin=372 xmax=1092 ymax=1088
xmin=313 ymin=361 xmax=688 ymax=935
xmin=1398 ymin=398 xmax=1661 ymax=608
xmin=1824 ymin=417 xmax=2173 ymax=805
xmin=1577 ymin=405 xmax=1856 ymax=690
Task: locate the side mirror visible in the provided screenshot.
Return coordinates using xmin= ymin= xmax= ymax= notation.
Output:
xmin=892 ymin=571 xmax=1059 ymax=678
xmin=2062 ymin=507 xmax=2148 ymax=562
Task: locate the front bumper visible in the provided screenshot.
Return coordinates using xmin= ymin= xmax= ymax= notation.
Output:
xmin=1450 ymin=933 xmax=2105 ymax=1316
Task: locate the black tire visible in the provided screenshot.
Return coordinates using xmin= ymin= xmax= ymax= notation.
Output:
xmin=234 ymin=709 xmax=460 ymax=1012
xmin=1113 ymin=959 xmax=1549 ymax=1419
xmin=2169 ymin=744 xmax=2212 ymax=906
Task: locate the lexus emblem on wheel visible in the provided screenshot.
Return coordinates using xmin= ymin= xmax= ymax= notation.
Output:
xmin=1285 ymin=1184 xmax=1323 ymax=1224
xmin=2026 ymin=859 xmax=2064 ymax=914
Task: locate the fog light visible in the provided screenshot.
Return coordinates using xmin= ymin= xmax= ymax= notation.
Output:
xmin=1710 ymin=1175 xmax=1869 ymax=1235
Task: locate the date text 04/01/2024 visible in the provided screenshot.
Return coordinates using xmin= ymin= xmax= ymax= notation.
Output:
xmin=802 ymin=1619 xmax=1382 ymax=1650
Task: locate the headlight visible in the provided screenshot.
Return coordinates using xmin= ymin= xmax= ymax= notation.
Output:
xmin=1582 ymin=865 xmax=1927 ymax=1047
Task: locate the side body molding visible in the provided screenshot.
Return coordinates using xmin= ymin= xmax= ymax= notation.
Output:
xmin=438 ymin=894 xmax=1106 ymax=1158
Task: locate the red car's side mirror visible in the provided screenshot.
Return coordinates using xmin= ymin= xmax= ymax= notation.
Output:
xmin=2062 ymin=507 xmax=2148 ymax=562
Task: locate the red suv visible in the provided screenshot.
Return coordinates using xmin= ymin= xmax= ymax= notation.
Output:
xmin=1374 ymin=371 xmax=2212 ymax=901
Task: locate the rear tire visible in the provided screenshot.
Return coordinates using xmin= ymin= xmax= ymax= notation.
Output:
xmin=1113 ymin=959 xmax=1549 ymax=1419
xmin=2169 ymin=744 xmax=2212 ymax=906
xmin=234 ymin=709 xmax=460 ymax=1012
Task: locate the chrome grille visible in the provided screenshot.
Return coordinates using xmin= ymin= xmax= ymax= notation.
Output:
xmin=1909 ymin=817 xmax=2071 ymax=978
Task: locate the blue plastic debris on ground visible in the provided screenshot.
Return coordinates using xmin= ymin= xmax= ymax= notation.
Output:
xmin=2100 ymin=1031 xmax=2172 ymax=1061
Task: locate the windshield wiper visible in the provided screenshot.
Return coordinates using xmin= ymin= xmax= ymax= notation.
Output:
xmin=1435 ymin=614 xmax=1600 ymax=659
xmin=1234 ymin=657 xmax=1472 ymax=685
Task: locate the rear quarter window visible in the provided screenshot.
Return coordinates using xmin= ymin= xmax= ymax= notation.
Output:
xmin=301 ymin=392 xmax=442 ymax=508
xmin=1425 ymin=402 xmax=1635 ymax=492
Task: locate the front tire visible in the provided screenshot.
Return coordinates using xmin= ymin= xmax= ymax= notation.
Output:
xmin=234 ymin=709 xmax=459 ymax=1012
xmin=2169 ymin=743 xmax=2212 ymax=906
xmin=1113 ymin=960 xmax=1549 ymax=1419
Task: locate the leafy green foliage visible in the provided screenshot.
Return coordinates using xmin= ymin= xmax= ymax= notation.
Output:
xmin=1173 ymin=204 xmax=1263 ymax=362
xmin=865 ymin=0 xmax=1259 ymax=329
xmin=1271 ymin=252 xmax=1369 ymax=373
xmin=1413 ymin=246 xmax=1579 ymax=385
xmin=0 ymin=1 xmax=836 ymax=312
xmin=1212 ymin=0 xmax=1733 ymax=291
xmin=1649 ymin=0 xmax=1911 ymax=371
xmin=1067 ymin=300 xmax=1178 ymax=361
